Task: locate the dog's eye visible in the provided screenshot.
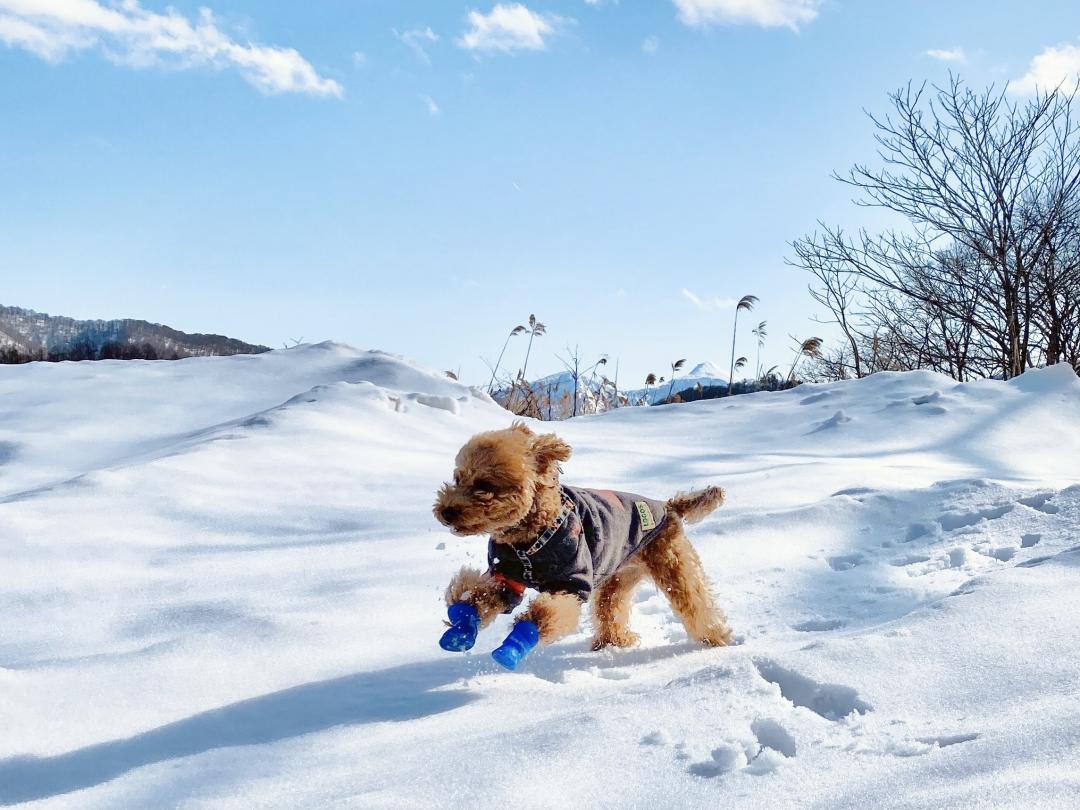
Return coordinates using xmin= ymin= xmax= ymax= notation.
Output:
xmin=472 ymin=480 xmax=496 ymax=494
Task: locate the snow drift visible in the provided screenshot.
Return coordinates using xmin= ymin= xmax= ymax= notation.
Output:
xmin=1 ymin=343 xmax=1079 ymax=808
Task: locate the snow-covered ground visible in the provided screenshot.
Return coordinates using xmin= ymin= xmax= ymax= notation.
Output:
xmin=2 ymin=343 xmax=1079 ymax=809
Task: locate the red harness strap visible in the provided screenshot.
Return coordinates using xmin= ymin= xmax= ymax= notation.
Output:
xmin=492 ymin=573 xmax=526 ymax=596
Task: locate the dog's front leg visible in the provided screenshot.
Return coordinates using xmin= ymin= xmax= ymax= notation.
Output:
xmin=444 ymin=566 xmax=518 ymax=625
xmin=491 ymin=592 xmax=582 ymax=670
xmin=440 ymin=567 xmax=519 ymax=652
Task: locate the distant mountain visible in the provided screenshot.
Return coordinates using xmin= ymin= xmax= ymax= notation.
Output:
xmin=623 ymin=361 xmax=730 ymax=405
xmin=497 ymin=368 xmax=614 ymax=419
xmin=498 ymin=360 xmax=731 ymax=418
xmin=0 ymin=305 xmax=271 ymax=360
xmin=686 ymin=360 xmax=727 ymax=379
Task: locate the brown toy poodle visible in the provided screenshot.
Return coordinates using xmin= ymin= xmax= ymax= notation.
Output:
xmin=433 ymin=422 xmax=731 ymax=667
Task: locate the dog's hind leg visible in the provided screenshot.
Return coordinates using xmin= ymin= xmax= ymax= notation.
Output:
xmin=590 ymin=559 xmax=647 ymax=650
xmin=638 ymin=520 xmax=732 ymax=647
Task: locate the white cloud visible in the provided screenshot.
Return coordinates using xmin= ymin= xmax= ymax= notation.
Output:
xmin=394 ymin=26 xmax=438 ymax=64
xmin=642 ymin=35 xmax=659 ymax=53
xmin=422 ymin=93 xmax=440 ymax=115
xmin=926 ymin=47 xmax=966 ymax=63
xmin=352 ymin=50 xmax=367 ymax=67
xmin=1012 ymin=42 xmax=1080 ymax=95
xmin=457 ymin=3 xmax=568 ymax=54
xmin=672 ymin=0 xmax=820 ymax=30
xmin=0 ymin=0 xmax=341 ymax=97
xmin=0 ymin=11 xmax=89 ymax=60
xmin=682 ymin=288 xmax=738 ymax=311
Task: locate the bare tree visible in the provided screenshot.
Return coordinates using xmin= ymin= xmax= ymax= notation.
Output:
xmin=792 ymin=76 xmax=1080 ymax=379
xmin=797 ymin=247 xmax=865 ymax=378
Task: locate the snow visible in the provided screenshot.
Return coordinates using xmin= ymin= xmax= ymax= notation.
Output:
xmin=686 ymin=360 xmax=727 ymax=380
xmin=2 ymin=344 xmax=1080 ymax=808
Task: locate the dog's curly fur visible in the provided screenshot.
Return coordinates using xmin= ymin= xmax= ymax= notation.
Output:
xmin=434 ymin=422 xmax=732 ymax=650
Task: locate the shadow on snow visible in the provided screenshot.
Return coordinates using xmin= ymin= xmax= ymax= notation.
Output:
xmin=0 ymin=636 xmax=712 ymax=805
xmin=0 ymin=657 xmax=479 ymax=805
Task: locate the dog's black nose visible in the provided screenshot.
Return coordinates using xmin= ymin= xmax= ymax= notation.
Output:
xmin=440 ymin=506 xmax=460 ymax=524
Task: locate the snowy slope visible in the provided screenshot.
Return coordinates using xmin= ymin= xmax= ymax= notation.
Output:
xmin=2 ymin=346 xmax=1080 ymax=808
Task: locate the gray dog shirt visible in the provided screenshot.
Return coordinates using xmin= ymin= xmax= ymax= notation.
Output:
xmin=487 ymin=485 xmax=668 ymax=607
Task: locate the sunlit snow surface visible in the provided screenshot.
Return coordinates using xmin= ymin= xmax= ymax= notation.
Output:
xmin=2 ymin=343 xmax=1079 ymax=808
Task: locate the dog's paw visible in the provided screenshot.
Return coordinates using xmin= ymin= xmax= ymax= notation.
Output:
xmin=590 ymin=629 xmax=641 ymax=650
xmin=698 ymin=625 xmax=734 ymax=647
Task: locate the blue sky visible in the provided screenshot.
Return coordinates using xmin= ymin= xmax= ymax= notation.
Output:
xmin=2 ymin=1 xmax=1079 ymax=387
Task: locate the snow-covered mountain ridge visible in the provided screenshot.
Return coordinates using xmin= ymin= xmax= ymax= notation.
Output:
xmin=1 ymin=343 xmax=1079 ymax=808
xmin=514 ymin=359 xmax=730 ymax=413
xmin=0 ymin=304 xmax=270 ymax=358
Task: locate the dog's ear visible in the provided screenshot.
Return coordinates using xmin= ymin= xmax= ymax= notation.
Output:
xmin=510 ymin=421 xmax=534 ymax=437
xmin=531 ymin=432 xmax=572 ymax=473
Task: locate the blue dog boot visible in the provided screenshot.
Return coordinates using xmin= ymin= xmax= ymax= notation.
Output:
xmin=491 ymin=621 xmax=540 ymax=670
xmin=439 ymin=603 xmax=480 ymax=652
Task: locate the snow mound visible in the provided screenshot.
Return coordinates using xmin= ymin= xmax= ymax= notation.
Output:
xmin=0 ymin=342 xmax=492 ymax=501
xmin=2 ymin=353 xmax=1079 ymax=808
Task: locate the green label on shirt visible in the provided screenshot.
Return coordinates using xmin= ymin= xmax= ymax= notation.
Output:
xmin=635 ymin=501 xmax=656 ymax=531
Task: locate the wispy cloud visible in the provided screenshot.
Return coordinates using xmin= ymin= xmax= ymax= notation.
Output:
xmin=681 ymin=288 xmax=738 ymax=311
xmin=394 ymin=26 xmax=439 ymax=64
xmin=642 ymin=35 xmax=659 ymax=54
xmin=422 ymin=94 xmax=441 ymax=116
xmin=457 ymin=3 xmax=569 ymax=54
xmin=926 ymin=47 xmax=966 ymax=63
xmin=672 ymin=0 xmax=821 ymax=30
xmin=1012 ymin=42 xmax=1080 ymax=95
xmin=0 ymin=0 xmax=342 ymax=97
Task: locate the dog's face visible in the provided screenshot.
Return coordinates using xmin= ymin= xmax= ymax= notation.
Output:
xmin=433 ymin=423 xmax=572 ymax=536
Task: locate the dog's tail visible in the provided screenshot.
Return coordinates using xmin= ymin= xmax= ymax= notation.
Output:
xmin=666 ymin=486 xmax=725 ymax=524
